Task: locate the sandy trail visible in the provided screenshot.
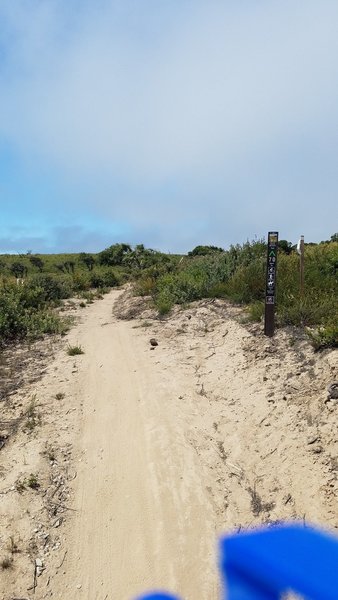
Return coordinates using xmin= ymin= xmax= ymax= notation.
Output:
xmin=48 ymin=290 xmax=337 ymax=600
xmin=51 ymin=291 xmax=219 ymax=600
xmin=1 ymin=289 xmax=336 ymax=600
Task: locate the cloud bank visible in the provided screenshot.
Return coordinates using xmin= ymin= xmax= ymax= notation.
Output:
xmin=0 ymin=1 xmax=337 ymax=251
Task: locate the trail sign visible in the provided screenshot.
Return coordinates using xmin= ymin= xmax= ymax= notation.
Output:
xmin=264 ymin=231 xmax=278 ymax=337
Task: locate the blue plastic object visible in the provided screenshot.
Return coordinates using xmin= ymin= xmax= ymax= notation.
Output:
xmin=137 ymin=523 xmax=338 ymax=600
xmin=222 ymin=524 xmax=338 ymax=599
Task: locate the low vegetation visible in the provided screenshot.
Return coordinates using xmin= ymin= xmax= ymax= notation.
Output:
xmin=1 ymin=556 xmax=13 ymax=570
xmin=26 ymin=473 xmax=40 ymax=490
xmin=0 ymin=245 xmax=178 ymax=345
xmin=15 ymin=473 xmax=40 ymax=492
xmin=67 ymin=345 xmax=84 ymax=356
xmin=134 ymin=236 xmax=338 ymax=349
xmin=0 ymin=236 xmax=337 ymax=349
xmin=24 ymin=397 xmax=42 ymax=432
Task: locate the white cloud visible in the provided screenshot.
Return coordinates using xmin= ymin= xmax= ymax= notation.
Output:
xmin=0 ymin=0 xmax=338 ymax=250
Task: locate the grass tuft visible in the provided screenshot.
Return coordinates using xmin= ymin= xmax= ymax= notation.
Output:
xmin=24 ymin=396 xmax=41 ymax=432
xmin=67 ymin=345 xmax=84 ymax=356
xmin=1 ymin=556 xmax=13 ymax=570
xmin=27 ymin=473 xmax=40 ymax=490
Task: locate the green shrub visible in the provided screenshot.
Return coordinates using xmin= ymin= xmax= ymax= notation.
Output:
xmin=134 ymin=276 xmax=157 ymax=297
xmin=29 ymin=255 xmax=44 ymax=271
xmin=28 ymin=274 xmax=73 ymax=301
xmin=156 ymin=272 xmax=206 ymax=305
xmin=89 ymin=269 xmax=119 ymax=288
xmin=155 ymin=289 xmax=174 ymax=315
xmin=223 ymin=260 xmax=265 ymax=303
xmin=276 ymin=293 xmax=335 ymax=327
xmin=276 ymin=246 xmax=338 ymax=330
xmin=27 ymin=473 xmax=40 ymax=490
xmin=188 ymin=245 xmax=225 ymax=256
xmin=0 ymin=283 xmax=64 ymax=342
xmin=307 ymin=321 xmax=338 ymax=350
xmin=72 ymin=272 xmax=91 ymax=292
xmin=206 ymin=282 xmax=228 ymax=298
xmin=98 ymin=243 xmax=132 ymax=266
xmin=81 ymin=291 xmax=95 ymax=304
xmin=78 ymin=252 xmax=96 ymax=270
xmin=67 ymin=345 xmax=84 ymax=355
xmin=148 ymin=240 xmax=337 ymax=349
xmin=247 ymin=301 xmax=265 ymax=322
xmin=151 ymin=245 xmax=265 ymax=314
xmin=10 ymin=261 xmax=27 ymax=278
xmin=24 ymin=310 xmax=65 ymax=337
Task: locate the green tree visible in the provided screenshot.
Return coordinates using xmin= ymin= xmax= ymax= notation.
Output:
xmin=79 ymin=253 xmax=96 ymax=271
xmin=29 ymin=256 xmax=44 ymax=272
xmin=188 ymin=245 xmax=224 ymax=256
xmin=278 ymin=240 xmax=293 ymax=255
xmin=98 ymin=243 xmax=132 ymax=266
xmin=55 ymin=261 xmax=75 ymax=274
xmin=64 ymin=260 xmax=75 ymax=274
xmin=122 ymin=245 xmax=163 ymax=269
xmin=55 ymin=263 xmax=66 ymax=273
xmin=10 ymin=262 xmax=27 ymax=278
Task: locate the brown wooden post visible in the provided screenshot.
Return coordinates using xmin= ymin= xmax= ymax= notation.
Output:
xmin=264 ymin=231 xmax=278 ymax=337
xmin=299 ymin=235 xmax=305 ymax=297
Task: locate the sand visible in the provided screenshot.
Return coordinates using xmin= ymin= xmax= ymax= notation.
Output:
xmin=0 ymin=289 xmax=337 ymax=599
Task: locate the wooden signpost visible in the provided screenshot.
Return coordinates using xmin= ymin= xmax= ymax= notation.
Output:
xmin=264 ymin=231 xmax=278 ymax=337
xmin=299 ymin=235 xmax=305 ymax=296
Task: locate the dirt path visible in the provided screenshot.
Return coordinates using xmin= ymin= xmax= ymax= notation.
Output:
xmin=49 ymin=291 xmax=221 ymax=600
xmin=1 ymin=289 xmax=337 ymax=599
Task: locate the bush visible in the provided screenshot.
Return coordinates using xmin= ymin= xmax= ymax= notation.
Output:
xmin=72 ymin=272 xmax=91 ymax=292
xmin=247 ymin=301 xmax=265 ymax=322
xmin=188 ymin=245 xmax=225 ymax=256
xmin=79 ymin=252 xmax=96 ymax=271
xmin=89 ymin=269 xmax=119 ymax=288
xmin=223 ymin=260 xmax=265 ymax=304
xmin=150 ymin=245 xmax=266 ymax=314
xmin=146 ymin=239 xmax=337 ymax=349
xmin=156 ymin=272 xmax=207 ymax=305
xmin=28 ymin=274 xmax=73 ymax=301
xmin=206 ymin=283 xmax=228 ymax=298
xmin=155 ymin=289 xmax=175 ymax=315
xmin=0 ymin=284 xmax=63 ymax=342
xmin=307 ymin=321 xmax=338 ymax=350
xmin=67 ymin=345 xmax=84 ymax=355
xmin=29 ymin=256 xmax=44 ymax=271
xmin=81 ymin=291 xmax=95 ymax=304
xmin=276 ymin=293 xmax=336 ymax=327
xmin=10 ymin=261 xmax=27 ymax=278
xmin=276 ymin=246 xmax=338 ymax=330
xmin=134 ymin=276 xmax=157 ymax=297
xmin=98 ymin=243 xmax=132 ymax=266
xmin=278 ymin=240 xmax=293 ymax=255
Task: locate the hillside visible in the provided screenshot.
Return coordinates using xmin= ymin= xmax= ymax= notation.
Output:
xmin=0 ymin=239 xmax=337 ymax=349
xmin=0 ymin=288 xmax=337 ymax=599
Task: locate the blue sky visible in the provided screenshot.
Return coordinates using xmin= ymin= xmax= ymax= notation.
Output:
xmin=0 ymin=0 xmax=337 ymax=253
